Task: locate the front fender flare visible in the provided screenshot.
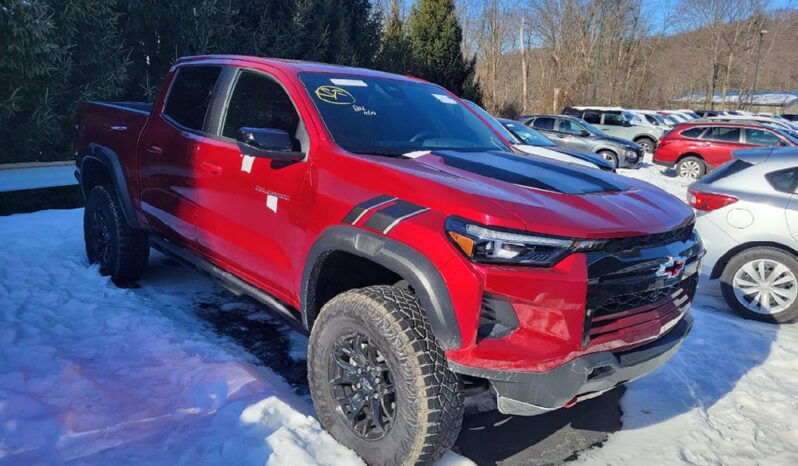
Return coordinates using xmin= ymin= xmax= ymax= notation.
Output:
xmin=302 ymin=225 xmax=462 ymax=350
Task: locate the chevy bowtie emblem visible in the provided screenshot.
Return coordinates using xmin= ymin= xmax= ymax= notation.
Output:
xmin=657 ymin=256 xmax=686 ymax=278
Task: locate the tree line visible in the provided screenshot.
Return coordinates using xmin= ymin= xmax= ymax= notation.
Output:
xmin=0 ymin=0 xmax=480 ymax=163
xmin=458 ymin=0 xmax=796 ymax=116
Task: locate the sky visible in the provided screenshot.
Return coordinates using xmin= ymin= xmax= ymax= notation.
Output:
xmin=643 ymin=0 xmax=796 ymax=34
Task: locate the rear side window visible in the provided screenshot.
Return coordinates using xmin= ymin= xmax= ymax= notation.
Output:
xmin=701 ymin=127 xmax=740 ymax=143
xmin=701 ymin=159 xmax=752 ymax=184
xmin=222 ymin=71 xmax=301 ymax=146
xmin=603 ymin=113 xmax=625 ymax=126
xmin=744 ymin=128 xmax=781 ymax=146
xmin=680 ymin=127 xmax=705 ymax=138
xmin=532 ymin=117 xmax=555 ymax=130
xmin=163 ymin=66 xmax=222 ymax=131
xmin=583 ymin=112 xmax=601 ymax=124
xmin=766 ymin=168 xmax=798 ymax=193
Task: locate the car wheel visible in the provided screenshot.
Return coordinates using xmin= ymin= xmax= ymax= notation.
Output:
xmin=676 ymin=156 xmax=705 ymax=179
xmin=598 ymin=150 xmax=619 ymax=168
xmin=635 ymin=137 xmax=656 ymax=154
xmin=308 ymin=285 xmax=464 ymax=465
xmin=84 ymin=185 xmax=150 ymax=285
xmin=721 ymin=247 xmax=798 ymax=323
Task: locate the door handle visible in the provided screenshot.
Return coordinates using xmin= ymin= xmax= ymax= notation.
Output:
xmin=701 ymin=142 xmax=711 ymax=147
xmin=201 ymin=160 xmax=223 ymax=174
xmin=107 ymin=125 xmax=127 ymax=132
xmin=145 ymin=145 xmax=163 ymax=154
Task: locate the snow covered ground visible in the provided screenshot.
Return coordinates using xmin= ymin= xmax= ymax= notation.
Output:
xmin=0 ymin=165 xmax=77 ymax=193
xmin=0 ymin=156 xmax=796 ymax=465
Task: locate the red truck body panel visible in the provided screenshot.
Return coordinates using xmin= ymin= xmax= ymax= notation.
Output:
xmin=75 ymin=55 xmax=698 ymax=375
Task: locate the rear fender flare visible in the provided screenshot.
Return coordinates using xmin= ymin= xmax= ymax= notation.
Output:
xmin=79 ymin=144 xmax=141 ymax=229
xmin=301 ymin=225 xmax=462 ymax=350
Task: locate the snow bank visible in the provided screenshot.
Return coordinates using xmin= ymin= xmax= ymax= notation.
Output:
xmin=0 ymin=209 xmax=363 ymax=465
xmin=0 ymin=165 xmax=78 ymax=192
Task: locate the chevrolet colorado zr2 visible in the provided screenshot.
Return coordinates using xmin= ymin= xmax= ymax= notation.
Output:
xmin=74 ymin=55 xmax=702 ymax=465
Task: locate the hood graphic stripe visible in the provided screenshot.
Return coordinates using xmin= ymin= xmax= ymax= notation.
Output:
xmin=434 ymin=150 xmax=625 ymax=194
xmin=364 ymin=201 xmax=429 ymax=234
xmin=343 ymin=195 xmax=397 ymax=224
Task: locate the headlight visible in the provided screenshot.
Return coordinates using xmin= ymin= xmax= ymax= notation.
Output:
xmin=445 ymin=217 xmax=606 ymax=267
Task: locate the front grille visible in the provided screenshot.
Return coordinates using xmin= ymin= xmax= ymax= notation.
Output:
xmin=588 ymin=274 xmax=698 ymax=340
xmin=602 ymin=223 xmax=694 ymax=254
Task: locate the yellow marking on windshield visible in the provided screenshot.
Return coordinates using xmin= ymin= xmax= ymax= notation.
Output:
xmin=315 ymin=85 xmax=356 ymax=105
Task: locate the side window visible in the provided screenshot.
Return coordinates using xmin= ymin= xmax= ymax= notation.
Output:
xmin=766 ymin=168 xmax=798 ymax=193
xmin=583 ymin=112 xmax=601 ymax=124
xmin=163 ymin=66 xmax=222 ymax=131
xmin=645 ymin=114 xmax=658 ymax=125
xmin=558 ymin=119 xmax=584 ymax=134
xmin=222 ymin=71 xmax=302 ymax=150
xmin=701 ymin=127 xmax=740 ymax=143
xmin=532 ymin=117 xmax=555 ymax=130
xmin=681 ymin=127 xmax=705 ymax=139
xmin=603 ymin=113 xmax=625 ymax=126
xmin=745 ymin=128 xmax=781 ymax=146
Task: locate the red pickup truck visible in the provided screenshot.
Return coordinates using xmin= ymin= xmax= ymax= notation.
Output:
xmin=74 ymin=55 xmax=702 ymax=464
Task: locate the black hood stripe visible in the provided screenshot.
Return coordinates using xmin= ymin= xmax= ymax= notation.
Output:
xmin=364 ymin=200 xmax=429 ymax=233
xmin=433 ymin=150 xmax=625 ymax=194
xmin=343 ymin=195 xmax=397 ymax=224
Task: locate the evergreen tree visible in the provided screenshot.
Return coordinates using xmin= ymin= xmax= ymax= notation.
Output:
xmin=0 ymin=0 xmax=127 ymax=163
xmin=406 ymin=0 xmax=482 ymax=102
xmin=376 ymin=1 xmax=412 ymax=74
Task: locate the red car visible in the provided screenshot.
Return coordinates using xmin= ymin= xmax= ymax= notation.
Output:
xmin=653 ymin=121 xmax=797 ymax=179
xmin=74 ymin=55 xmax=701 ymax=464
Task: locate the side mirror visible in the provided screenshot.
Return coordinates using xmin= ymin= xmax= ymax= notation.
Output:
xmin=777 ymin=141 xmax=788 ymax=147
xmin=623 ymin=120 xmax=632 ymax=127
xmin=579 ymin=130 xmax=591 ymax=137
xmin=237 ymin=127 xmax=304 ymax=161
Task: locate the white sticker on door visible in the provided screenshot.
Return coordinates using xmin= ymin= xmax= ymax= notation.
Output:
xmin=241 ymin=155 xmax=255 ymax=173
xmin=266 ymin=195 xmax=278 ymax=213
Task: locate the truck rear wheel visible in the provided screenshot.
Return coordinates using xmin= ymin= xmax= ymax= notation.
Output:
xmin=84 ymin=185 xmax=149 ymax=284
xmin=307 ymin=285 xmax=464 ymax=465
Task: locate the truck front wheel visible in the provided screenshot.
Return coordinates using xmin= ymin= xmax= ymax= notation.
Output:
xmin=84 ymin=185 xmax=149 ymax=285
xmin=308 ymin=285 xmax=464 ymax=465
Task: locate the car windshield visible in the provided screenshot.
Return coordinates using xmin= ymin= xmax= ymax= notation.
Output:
xmin=461 ymin=100 xmax=522 ymax=144
xmin=299 ymin=73 xmax=510 ymax=156
xmin=501 ymin=121 xmax=556 ymax=146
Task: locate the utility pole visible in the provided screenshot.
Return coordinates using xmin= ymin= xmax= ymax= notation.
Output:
xmin=748 ymin=28 xmax=768 ymax=110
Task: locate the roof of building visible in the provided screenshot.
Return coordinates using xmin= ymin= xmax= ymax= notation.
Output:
xmin=673 ymin=90 xmax=798 ymax=107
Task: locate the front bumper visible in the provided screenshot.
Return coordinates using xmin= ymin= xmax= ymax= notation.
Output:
xmin=451 ymin=313 xmax=693 ymax=415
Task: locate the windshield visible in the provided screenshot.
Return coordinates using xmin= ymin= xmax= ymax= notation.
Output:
xmin=461 ymin=100 xmax=522 ymax=144
xmin=500 ymin=120 xmax=556 ymax=146
xmin=299 ymin=73 xmax=510 ymax=156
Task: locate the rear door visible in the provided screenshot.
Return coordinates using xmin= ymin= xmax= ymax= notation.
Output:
xmin=139 ymin=65 xmax=223 ymax=245
xmin=195 ymin=67 xmax=312 ymax=302
xmin=697 ymin=126 xmax=742 ymax=167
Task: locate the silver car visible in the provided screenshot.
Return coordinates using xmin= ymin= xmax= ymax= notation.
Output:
xmin=691 ymin=147 xmax=798 ymax=323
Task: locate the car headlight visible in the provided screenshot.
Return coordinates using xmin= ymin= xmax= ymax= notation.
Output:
xmin=445 ymin=217 xmax=606 ymax=267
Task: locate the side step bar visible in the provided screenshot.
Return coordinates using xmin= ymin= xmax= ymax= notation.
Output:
xmin=150 ymin=235 xmax=306 ymax=334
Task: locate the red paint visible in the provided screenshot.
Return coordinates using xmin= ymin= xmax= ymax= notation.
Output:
xmin=75 ymin=55 xmax=696 ymax=374
xmin=653 ymin=121 xmax=796 ymax=169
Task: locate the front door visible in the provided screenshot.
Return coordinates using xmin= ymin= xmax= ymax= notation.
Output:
xmin=555 ymin=118 xmax=593 ymax=152
xmin=139 ymin=65 xmax=223 ymax=246
xmin=195 ymin=68 xmax=312 ymax=302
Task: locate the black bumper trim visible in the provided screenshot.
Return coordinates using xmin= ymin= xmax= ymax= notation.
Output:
xmin=652 ymin=159 xmax=675 ymax=168
xmin=449 ymin=313 xmax=693 ymax=416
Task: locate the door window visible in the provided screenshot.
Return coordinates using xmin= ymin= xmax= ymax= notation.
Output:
xmin=532 ymin=117 xmax=555 ymax=130
xmin=744 ymin=128 xmax=781 ymax=146
xmin=163 ymin=66 xmax=222 ymax=131
xmin=602 ymin=113 xmax=625 ymax=126
xmin=680 ymin=127 xmax=706 ymax=139
xmin=558 ymin=119 xmax=585 ymax=134
xmin=700 ymin=127 xmax=741 ymax=143
xmin=583 ymin=112 xmax=601 ymax=124
xmin=222 ymin=70 xmax=304 ymax=151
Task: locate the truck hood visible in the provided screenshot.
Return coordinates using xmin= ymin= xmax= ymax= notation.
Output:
xmin=378 ymin=150 xmax=692 ymax=238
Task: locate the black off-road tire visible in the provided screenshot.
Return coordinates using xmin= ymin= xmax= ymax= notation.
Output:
xmin=721 ymin=247 xmax=798 ymax=324
xmin=308 ymin=285 xmax=464 ymax=465
xmin=598 ymin=150 xmax=619 ymax=168
xmin=84 ymin=185 xmax=149 ymax=284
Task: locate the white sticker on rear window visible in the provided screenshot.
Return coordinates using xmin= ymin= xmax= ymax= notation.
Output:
xmin=330 ymin=78 xmax=368 ymax=87
xmin=432 ymin=94 xmax=457 ymax=104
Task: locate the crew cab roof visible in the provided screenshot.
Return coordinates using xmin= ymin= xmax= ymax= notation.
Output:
xmin=174 ymin=54 xmax=426 ymax=83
